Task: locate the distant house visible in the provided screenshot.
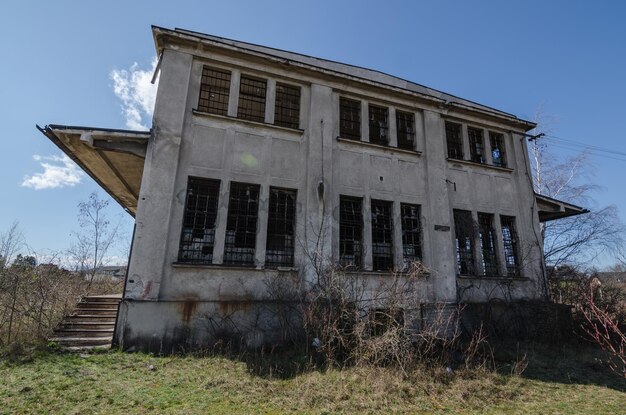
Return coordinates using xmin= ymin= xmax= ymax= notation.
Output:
xmin=91 ymin=265 xmax=127 ymax=281
xmin=39 ymin=26 xmax=586 ymax=351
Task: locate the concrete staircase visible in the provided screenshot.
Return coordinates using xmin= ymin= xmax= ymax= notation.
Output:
xmin=49 ymin=294 xmax=121 ymax=350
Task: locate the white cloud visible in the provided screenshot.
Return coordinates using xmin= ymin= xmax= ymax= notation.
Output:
xmin=22 ymin=154 xmax=84 ymax=190
xmin=110 ymin=58 xmax=159 ymax=131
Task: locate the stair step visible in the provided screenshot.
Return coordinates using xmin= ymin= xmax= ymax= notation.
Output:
xmin=64 ymin=345 xmax=111 ymax=352
xmin=49 ymin=336 xmax=113 ymax=346
xmin=83 ymin=296 xmax=122 ymax=303
xmin=77 ymin=302 xmax=120 ymax=308
xmin=54 ymin=328 xmax=114 ymax=336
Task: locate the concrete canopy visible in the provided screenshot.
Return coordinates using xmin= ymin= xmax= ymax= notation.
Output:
xmin=535 ymin=193 xmax=589 ymax=222
xmin=37 ymin=124 xmax=150 ymax=216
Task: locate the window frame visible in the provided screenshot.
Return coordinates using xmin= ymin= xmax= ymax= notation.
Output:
xmin=197 ymin=66 xmax=231 ymax=116
xmin=370 ymin=199 xmax=394 ymax=271
xmin=478 ymin=213 xmax=499 ymax=276
xmin=500 ymin=215 xmax=520 ymax=277
xmin=396 ymin=110 xmax=416 ymax=150
xmin=223 ymin=182 xmax=261 ymax=266
xmin=445 ymin=122 xmax=464 ymax=160
xmin=237 ymin=75 xmax=267 ymax=123
xmin=489 ymin=131 xmax=508 ymax=168
xmin=468 ymin=127 xmax=486 ymax=164
xmin=274 ymin=82 xmax=301 ymax=129
xmin=339 ymin=195 xmax=364 ymax=268
xmin=265 ymin=187 xmax=297 ymax=268
xmin=368 ymin=104 xmax=389 ymax=146
xmin=453 ymin=209 xmax=476 ymax=276
xmin=177 ymin=177 xmax=221 ymax=265
xmin=339 ymin=97 xmax=361 ymax=141
xmin=400 ymin=203 xmax=422 ymax=267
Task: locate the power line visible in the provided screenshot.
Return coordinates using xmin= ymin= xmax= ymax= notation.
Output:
xmin=544 ymin=134 xmax=626 ymax=158
xmin=540 ymin=141 xmax=626 ymax=163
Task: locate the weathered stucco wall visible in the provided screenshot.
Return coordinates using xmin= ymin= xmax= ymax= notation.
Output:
xmin=115 ymin=35 xmax=546 ymax=350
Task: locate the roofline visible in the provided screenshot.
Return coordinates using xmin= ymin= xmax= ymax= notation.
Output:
xmin=151 ymin=25 xmax=536 ymax=131
xmin=36 ymin=124 xmax=150 ymax=217
xmin=535 ymin=193 xmax=587 ymax=212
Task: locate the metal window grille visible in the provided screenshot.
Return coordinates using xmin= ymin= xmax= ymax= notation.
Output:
xmin=339 ymin=196 xmax=363 ymax=268
xmin=446 ymin=122 xmax=463 ymax=159
xmin=454 ymin=209 xmax=476 ymax=275
xmin=369 ymin=105 xmax=389 ymax=146
xmin=478 ymin=213 xmax=498 ymax=276
xmin=339 ymin=98 xmax=361 ymax=140
xmin=237 ymin=76 xmax=267 ymax=123
xmin=489 ymin=132 xmax=507 ymax=168
xmin=223 ymin=182 xmax=260 ymax=266
xmin=371 ymin=199 xmax=394 ymax=271
xmin=198 ymin=67 xmax=231 ymax=116
xmin=468 ymin=127 xmax=485 ymax=163
xmin=265 ymin=188 xmax=296 ymax=268
xmin=501 ymin=216 xmax=520 ymax=277
xmin=401 ymin=203 xmax=422 ymax=267
xmin=396 ymin=111 xmax=415 ymax=150
xmin=274 ymin=83 xmax=300 ymax=129
xmin=178 ymin=177 xmax=221 ymax=264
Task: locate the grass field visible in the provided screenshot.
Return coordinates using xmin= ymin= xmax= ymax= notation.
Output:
xmin=1 ymin=344 xmax=624 ymax=414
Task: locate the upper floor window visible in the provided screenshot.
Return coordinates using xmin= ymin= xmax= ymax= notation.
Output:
xmin=500 ymin=216 xmax=520 ymax=276
xmin=237 ymin=76 xmax=267 ymax=123
xmin=340 ymin=98 xmax=361 ymax=140
xmin=396 ymin=111 xmax=415 ymax=150
xmin=224 ymin=182 xmax=260 ymax=266
xmin=265 ymin=188 xmax=296 ymax=268
xmin=198 ymin=67 xmax=231 ymax=116
xmin=453 ymin=209 xmax=476 ymax=275
xmin=274 ymin=83 xmax=301 ymax=129
xmin=490 ymin=132 xmax=507 ymax=168
xmin=446 ymin=122 xmax=463 ymax=160
xmin=178 ymin=177 xmax=221 ymax=264
xmin=371 ymin=199 xmax=394 ymax=271
xmin=339 ymin=196 xmax=363 ymax=268
xmin=401 ymin=203 xmax=422 ymax=266
xmin=369 ymin=105 xmax=389 ymax=146
xmin=478 ymin=213 xmax=498 ymax=276
xmin=468 ymin=127 xmax=486 ymax=164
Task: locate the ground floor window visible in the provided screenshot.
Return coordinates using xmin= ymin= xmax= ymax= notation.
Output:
xmin=501 ymin=215 xmax=520 ymax=276
xmin=401 ymin=203 xmax=422 ymax=267
xmin=454 ymin=209 xmax=476 ymax=275
xmin=339 ymin=196 xmax=363 ymax=268
xmin=223 ymin=182 xmax=260 ymax=266
xmin=265 ymin=188 xmax=296 ymax=267
xmin=478 ymin=213 xmax=498 ymax=276
xmin=371 ymin=199 xmax=394 ymax=271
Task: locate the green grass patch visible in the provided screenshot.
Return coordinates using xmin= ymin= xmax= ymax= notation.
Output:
xmin=1 ymin=344 xmax=624 ymax=414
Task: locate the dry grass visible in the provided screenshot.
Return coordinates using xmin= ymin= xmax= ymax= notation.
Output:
xmin=1 ymin=343 xmax=624 ymax=414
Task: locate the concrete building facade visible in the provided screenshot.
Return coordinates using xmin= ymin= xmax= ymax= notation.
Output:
xmin=40 ymin=26 xmax=585 ymax=351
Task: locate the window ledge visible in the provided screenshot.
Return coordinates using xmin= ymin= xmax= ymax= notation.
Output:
xmin=446 ymin=158 xmax=513 ymax=173
xmin=344 ymin=270 xmax=431 ymax=278
xmin=172 ymin=262 xmax=299 ymax=272
xmin=337 ymin=137 xmax=422 ymax=156
xmin=457 ymin=274 xmax=528 ymax=281
xmin=192 ymin=110 xmax=304 ymax=135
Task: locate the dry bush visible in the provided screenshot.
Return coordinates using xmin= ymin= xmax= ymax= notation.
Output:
xmin=0 ymin=261 xmax=122 ymax=350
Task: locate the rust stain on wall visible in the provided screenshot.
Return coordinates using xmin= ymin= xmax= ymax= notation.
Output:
xmin=218 ymin=301 xmax=252 ymax=315
xmin=179 ymin=301 xmax=198 ymax=325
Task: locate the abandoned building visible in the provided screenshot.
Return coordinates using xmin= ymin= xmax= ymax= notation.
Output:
xmin=39 ymin=26 xmax=586 ymax=351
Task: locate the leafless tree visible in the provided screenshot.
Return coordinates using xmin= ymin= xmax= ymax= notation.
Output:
xmin=529 ymin=110 xmax=624 ymax=270
xmin=0 ymin=221 xmax=24 ymax=270
xmin=67 ymin=192 xmax=123 ymax=291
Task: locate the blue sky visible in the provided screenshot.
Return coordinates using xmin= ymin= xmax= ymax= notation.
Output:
xmin=1 ymin=1 xmax=625 ymax=266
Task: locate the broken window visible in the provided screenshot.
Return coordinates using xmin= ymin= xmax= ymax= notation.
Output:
xmin=223 ymin=182 xmax=260 ymax=266
xmin=265 ymin=188 xmax=296 ymax=268
xmin=339 ymin=196 xmax=363 ymax=268
xmin=369 ymin=308 xmax=405 ymax=337
xmin=369 ymin=105 xmax=389 ymax=146
xmin=178 ymin=177 xmax=221 ymax=264
xmin=237 ymin=76 xmax=267 ymax=123
xmin=468 ymin=127 xmax=486 ymax=163
xmin=478 ymin=213 xmax=498 ymax=276
xmin=453 ymin=209 xmax=476 ymax=275
xmin=401 ymin=203 xmax=422 ymax=267
xmin=489 ymin=132 xmax=507 ymax=168
xmin=501 ymin=216 xmax=520 ymax=277
xmin=445 ymin=122 xmax=463 ymax=160
xmin=340 ymin=98 xmax=361 ymax=140
xmin=396 ymin=111 xmax=415 ymax=150
xmin=371 ymin=199 xmax=394 ymax=271
xmin=274 ymin=83 xmax=300 ymax=129
xmin=198 ymin=67 xmax=231 ymax=116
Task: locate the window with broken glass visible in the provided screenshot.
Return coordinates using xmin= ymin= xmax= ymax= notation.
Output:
xmin=369 ymin=105 xmax=389 ymax=146
xmin=223 ymin=182 xmax=260 ymax=266
xmin=489 ymin=132 xmax=507 ymax=168
xmin=468 ymin=127 xmax=486 ymax=164
xmin=178 ymin=177 xmax=221 ymax=264
xmin=478 ymin=213 xmax=498 ymax=276
xmin=274 ymin=83 xmax=300 ymax=129
xmin=401 ymin=203 xmax=422 ymax=267
xmin=339 ymin=196 xmax=363 ymax=268
xmin=454 ymin=209 xmax=476 ymax=275
xmin=198 ymin=67 xmax=231 ymax=116
xmin=237 ymin=76 xmax=267 ymax=123
xmin=446 ymin=122 xmax=463 ymax=160
xmin=371 ymin=199 xmax=394 ymax=271
xmin=501 ymin=216 xmax=520 ymax=277
xmin=396 ymin=111 xmax=415 ymax=150
xmin=265 ymin=188 xmax=296 ymax=268
xmin=339 ymin=98 xmax=361 ymax=140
